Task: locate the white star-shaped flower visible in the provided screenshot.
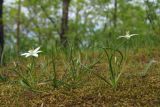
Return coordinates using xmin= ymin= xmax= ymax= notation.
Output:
xmin=21 ymin=47 xmax=42 ymax=58
xmin=117 ymin=31 xmax=138 ymax=39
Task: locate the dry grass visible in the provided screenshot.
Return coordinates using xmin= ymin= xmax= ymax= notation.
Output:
xmin=0 ymin=48 xmax=160 ymax=106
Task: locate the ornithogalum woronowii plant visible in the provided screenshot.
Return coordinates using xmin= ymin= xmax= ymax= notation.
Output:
xmin=117 ymin=31 xmax=138 ymax=40
xmin=117 ymin=31 xmax=139 ymax=57
xmin=21 ymin=47 xmax=42 ymax=71
xmin=13 ymin=47 xmax=42 ymax=91
xmin=95 ymin=31 xmax=138 ymax=90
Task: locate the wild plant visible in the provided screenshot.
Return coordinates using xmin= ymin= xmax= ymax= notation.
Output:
xmin=94 ymin=31 xmax=138 ymax=90
xmin=13 ymin=47 xmax=43 ymax=92
xmin=61 ymin=45 xmax=102 ymax=89
xmin=116 ymin=31 xmax=138 ymax=56
xmin=93 ymin=47 xmax=124 ymax=89
xmin=48 ymin=45 xmax=70 ymax=89
xmin=61 ymin=46 xmax=86 ymax=88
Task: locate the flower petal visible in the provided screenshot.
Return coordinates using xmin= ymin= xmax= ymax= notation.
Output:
xmin=117 ymin=36 xmax=125 ymax=39
xmin=32 ymin=53 xmax=38 ymax=57
xmin=130 ymin=34 xmax=138 ymax=37
xmin=26 ymin=54 xmax=31 ymax=57
xmin=34 ymin=47 xmax=41 ymax=53
xmin=28 ymin=50 xmax=34 ymax=53
xmin=36 ymin=51 xmax=42 ymax=53
xmin=21 ymin=53 xmax=29 ymax=56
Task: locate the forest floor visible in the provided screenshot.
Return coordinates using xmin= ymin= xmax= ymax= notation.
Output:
xmin=0 ymin=48 xmax=160 ymax=107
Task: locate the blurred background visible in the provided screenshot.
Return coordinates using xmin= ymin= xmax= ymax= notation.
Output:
xmin=1 ymin=0 xmax=160 ymax=58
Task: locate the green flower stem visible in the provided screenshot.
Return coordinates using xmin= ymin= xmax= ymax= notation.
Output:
xmin=101 ymin=47 xmax=124 ymax=89
xmin=28 ymin=57 xmax=36 ymax=85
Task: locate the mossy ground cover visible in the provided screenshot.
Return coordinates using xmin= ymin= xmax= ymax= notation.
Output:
xmin=0 ymin=48 xmax=160 ymax=107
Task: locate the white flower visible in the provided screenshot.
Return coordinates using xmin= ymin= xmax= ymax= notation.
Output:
xmin=117 ymin=31 xmax=138 ymax=39
xmin=21 ymin=47 xmax=42 ymax=58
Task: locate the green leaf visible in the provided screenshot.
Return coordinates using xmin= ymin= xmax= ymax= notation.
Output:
xmin=19 ymin=79 xmax=32 ymax=89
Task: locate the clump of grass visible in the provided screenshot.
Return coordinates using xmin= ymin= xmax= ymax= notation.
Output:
xmin=93 ymin=47 xmax=124 ymax=90
xmin=47 ymin=45 xmax=71 ymax=89
xmin=93 ymin=31 xmax=138 ymax=90
xmin=61 ymin=45 xmax=102 ymax=89
xmin=12 ymin=47 xmax=45 ymax=92
xmin=12 ymin=61 xmax=46 ymax=93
